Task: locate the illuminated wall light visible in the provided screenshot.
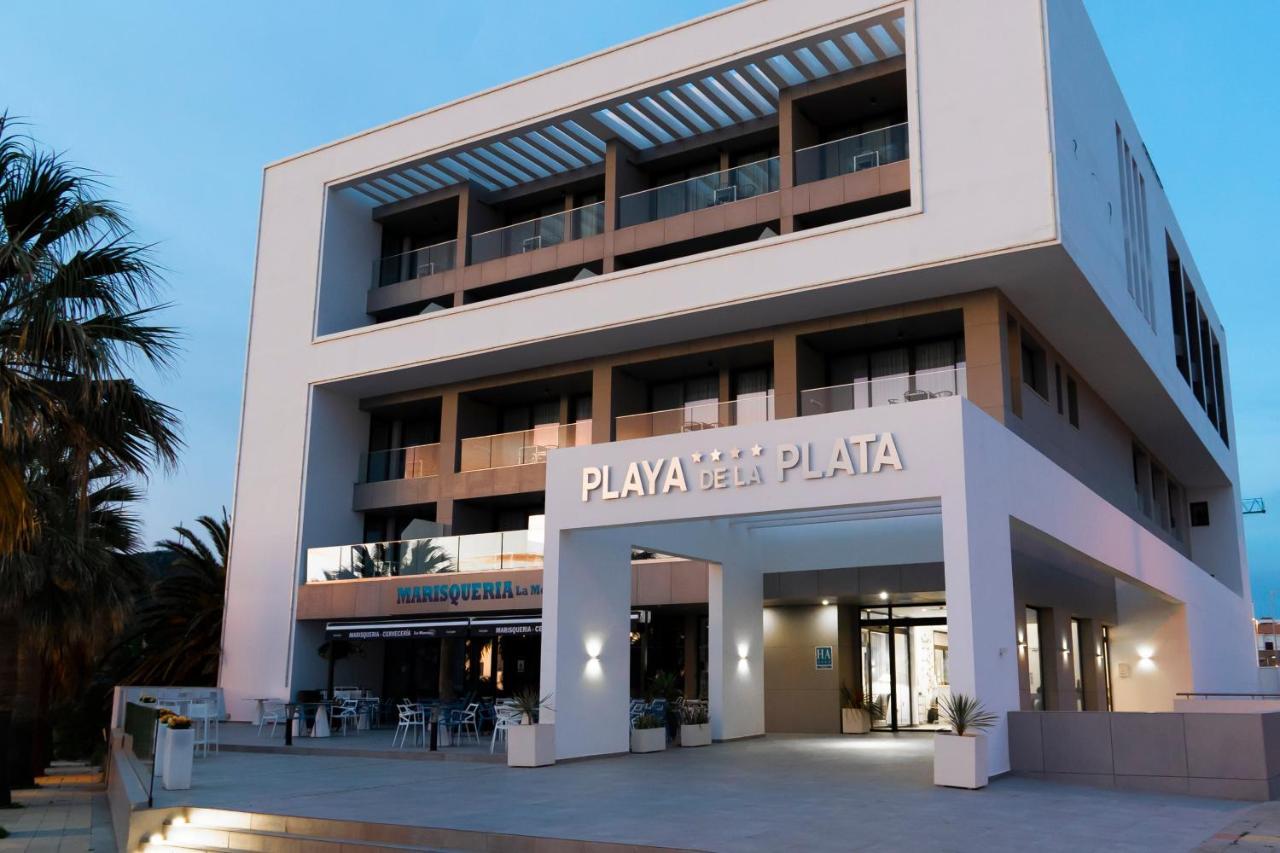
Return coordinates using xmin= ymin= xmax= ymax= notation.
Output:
xmin=584 ymin=636 xmax=603 ymax=678
xmin=879 ymin=591 xmax=889 ymax=601
xmin=1136 ymin=645 xmax=1156 ymax=672
xmin=821 ymin=599 xmax=831 ymax=606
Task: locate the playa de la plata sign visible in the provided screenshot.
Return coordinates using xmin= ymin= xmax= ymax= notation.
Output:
xmin=580 ymin=433 xmax=903 ymax=503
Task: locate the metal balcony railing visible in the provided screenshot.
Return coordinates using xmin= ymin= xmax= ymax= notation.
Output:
xmin=470 ymin=201 xmax=604 ymax=264
xmin=794 ymin=122 xmax=909 ymax=185
xmin=618 ymin=157 xmax=780 ymax=228
xmin=372 ymin=240 xmax=457 ymax=288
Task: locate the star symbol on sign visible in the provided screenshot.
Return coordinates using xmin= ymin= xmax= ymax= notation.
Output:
xmin=730 ymin=448 xmax=742 ymax=459
xmin=691 ymin=452 xmax=703 ymax=463
xmin=710 ymin=449 xmax=722 ymax=462
xmin=750 ymin=443 xmax=763 ymax=457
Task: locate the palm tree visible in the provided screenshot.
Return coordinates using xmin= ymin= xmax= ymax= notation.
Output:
xmin=0 ymin=112 xmax=180 ymax=549
xmin=118 ymin=512 xmax=229 ymax=687
xmin=1 ymin=447 xmax=146 ymax=789
xmin=0 ymin=114 xmax=181 ymax=791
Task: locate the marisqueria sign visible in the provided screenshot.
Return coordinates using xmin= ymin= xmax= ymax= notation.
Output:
xmin=580 ymin=433 xmax=903 ymax=503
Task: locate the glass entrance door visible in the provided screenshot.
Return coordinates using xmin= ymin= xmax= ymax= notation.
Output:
xmin=861 ymin=604 xmax=949 ymax=731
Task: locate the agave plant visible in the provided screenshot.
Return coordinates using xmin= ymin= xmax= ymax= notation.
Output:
xmin=938 ymin=693 xmax=998 ymax=736
xmin=681 ymin=703 xmax=709 ymax=725
xmin=510 ymin=688 xmax=552 ymax=725
xmin=633 ymin=712 xmax=665 ymax=730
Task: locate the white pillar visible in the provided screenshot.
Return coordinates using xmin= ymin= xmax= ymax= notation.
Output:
xmin=540 ymin=530 xmax=631 ymax=760
xmin=709 ymin=561 xmax=765 ymax=741
xmin=940 ymin=493 xmax=1019 ymax=774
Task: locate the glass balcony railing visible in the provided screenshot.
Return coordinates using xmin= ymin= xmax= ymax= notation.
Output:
xmin=458 ymin=421 xmax=591 ymax=472
xmin=470 ymin=201 xmax=604 ymax=264
xmin=794 ymin=123 xmax=909 ymax=185
xmin=799 ymin=365 xmax=966 ymax=416
xmin=306 ymin=519 xmax=546 ymax=583
xmin=372 ymin=240 xmax=458 ymax=289
xmin=615 ymin=394 xmax=774 ymax=442
xmin=359 ymin=443 xmax=440 ymax=484
xmin=618 ymin=157 xmax=781 ymax=228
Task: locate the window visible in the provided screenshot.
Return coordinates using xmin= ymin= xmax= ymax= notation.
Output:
xmin=1025 ymin=607 xmax=1044 ymax=710
xmin=1167 ymin=237 xmax=1190 ymax=380
xmin=1020 ymin=338 xmax=1048 ymax=400
xmin=1071 ymin=619 xmax=1085 ymax=711
xmin=1055 ymin=364 xmax=1064 ymax=415
xmin=1101 ymin=626 xmax=1114 ymax=711
xmin=1189 ymin=501 xmax=1210 ymax=527
xmin=1066 ymin=376 xmax=1080 ymax=427
xmin=1116 ymin=125 xmax=1155 ymax=328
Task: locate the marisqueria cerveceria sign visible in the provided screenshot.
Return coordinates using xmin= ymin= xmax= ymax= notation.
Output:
xmin=580 ymin=433 xmax=903 ymax=503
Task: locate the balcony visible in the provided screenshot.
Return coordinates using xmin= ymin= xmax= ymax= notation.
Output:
xmin=306 ymin=523 xmax=544 ymax=583
xmin=372 ymin=240 xmax=458 ymax=288
xmin=615 ymin=394 xmax=774 ymax=441
xmin=800 ymin=365 xmax=966 ymax=415
xmin=359 ymin=443 xmax=440 ymax=483
xmin=470 ymin=202 xmax=605 ymax=264
xmin=458 ymin=421 xmax=592 ymax=472
xmin=794 ymin=123 xmax=909 ymax=185
xmin=618 ymin=158 xmax=780 ymax=229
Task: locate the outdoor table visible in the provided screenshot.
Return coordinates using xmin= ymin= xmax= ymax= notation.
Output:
xmin=286 ymin=702 xmax=332 ymax=740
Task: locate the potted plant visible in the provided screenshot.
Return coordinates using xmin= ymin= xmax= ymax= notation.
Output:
xmin=506 ymin=689 xmax=554 ymax=768
xmin=153 ymin=709 xmax=177 ymax=770
xmin=630 ymin=713 xmax=667 ymax=753
xmin=161 ymin=715 xmax=195 ymax=791
xmin=840 ymin=685 xmax=880 ymax=735
xmin=679 ymin=703 xmax=711 ymax=748
xmin=933 ymin=693 xmax=998 ymax=790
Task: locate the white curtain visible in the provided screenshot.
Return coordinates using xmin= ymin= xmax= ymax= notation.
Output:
xmin=870 ymin=348 xmax=910 ymax=405
xmin=914 ymin=340 xmax=956 ymax=396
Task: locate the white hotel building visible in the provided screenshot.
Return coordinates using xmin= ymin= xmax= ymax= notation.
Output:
xmin=221 ymin=0 xmax=1259 ymax=773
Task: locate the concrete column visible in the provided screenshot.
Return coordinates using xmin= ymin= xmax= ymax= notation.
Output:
xmin=941 ymin=487 xmax=1019 ymax=774
xmin=708 ymin=561 xmax=765 ymax=741
xmin=683 ymin=613 xmax=700 ymax=699
xmin=961 ymin=294 xmax=1007 ymax=424
xmin=773 ymin=334 xmax=799 ymax=420
xmin=591 ymin=365 xmax=613 ymax=444
xmin=1041 ymin=607 xmax=1078 ymax=710
xmin=541 ymin=530 xmax=632 ymax=760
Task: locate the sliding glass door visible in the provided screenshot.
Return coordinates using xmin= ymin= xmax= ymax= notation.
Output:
xmin=861 ymin=605 xmax=949 ymax=731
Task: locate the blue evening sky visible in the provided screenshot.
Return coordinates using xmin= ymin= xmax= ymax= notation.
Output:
xmin=5 ymin=3 xmax=1279 ymax=610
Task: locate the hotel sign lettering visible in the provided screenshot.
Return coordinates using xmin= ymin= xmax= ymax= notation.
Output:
xmin=581 ymin=433 xmax=903 ymax=503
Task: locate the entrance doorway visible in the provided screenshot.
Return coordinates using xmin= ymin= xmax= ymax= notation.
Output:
xmin=861 ymin=604 xmax=949 ymax=731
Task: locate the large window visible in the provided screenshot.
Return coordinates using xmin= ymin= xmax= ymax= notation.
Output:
xmin=1020 ymin=337 xmax=1048 ymax=400
xmin=1071 ymin=618 xmax=1085 ymax=711
xmin=1025 ymin=607 xmax=1044 ymax=710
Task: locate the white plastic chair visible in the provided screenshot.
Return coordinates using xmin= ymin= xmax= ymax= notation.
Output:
xmin=334 ymin=699 xmax=361 ymax=736
xmin=392 ymin=703 xmax=424 ymax=748
xmin=450 ymin=702 xmax=480 ymax=744
xmin=187 ymin=702 xmax=217 ymax=757
xmin=490 ymin=708 xmax=521 ymax=753
xmin=257 ymin=700 xmax=286 ymax=737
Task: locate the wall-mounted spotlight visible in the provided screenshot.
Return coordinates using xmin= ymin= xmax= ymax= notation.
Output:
xmin=821 ymin=599 xmax=831 ymax=606
xmin=879 ymin=591 xmax=889 ymax=601
xmin=584 ymin=637 xmax=603 ymax=678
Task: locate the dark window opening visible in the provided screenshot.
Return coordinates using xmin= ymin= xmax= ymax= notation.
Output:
xmin=1020 ymin=337 xmax=1049 ymax=400
xmin=1189 ymin=501 xmax=1210 ymax=527
xmin=1066 ymin=377 xmax=1079 ymax=428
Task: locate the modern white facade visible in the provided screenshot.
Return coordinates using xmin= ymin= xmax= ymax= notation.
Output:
xmin=220 ymin=0 xmax=1257 ymax=775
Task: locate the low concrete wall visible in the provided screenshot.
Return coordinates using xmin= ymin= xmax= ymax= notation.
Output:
xmin=1008 ymin=711 xmax=1280 ymax=800
xmin=1174 ymin=699 xmax=1280 ymax=714
xmin=106 ymin=729 xmax=183 ymax=852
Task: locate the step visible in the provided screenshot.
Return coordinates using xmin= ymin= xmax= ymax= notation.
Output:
xmin=153 ymin=822 xmax=455 ymax=853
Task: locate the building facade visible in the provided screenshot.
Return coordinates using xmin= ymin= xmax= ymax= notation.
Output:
xmin=220 ymin=0 xmax=1259 ymax=773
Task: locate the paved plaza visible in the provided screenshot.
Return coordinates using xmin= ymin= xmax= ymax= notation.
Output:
xmin=153 ymin=731 xmax=1254 ymax=852
xmin=0 ymin=779 xmax=115 ymax=853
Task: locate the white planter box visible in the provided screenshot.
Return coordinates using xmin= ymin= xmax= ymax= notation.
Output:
xmin=161 ymin=726 xmax=195 ymax=790
xmin=842 ymin=708 xmax=871 ymax=735
xmin=152 ymin=723 xmax=168 ymax=774
xmin=631 ymin=726 xmax=667 ymax=753
xmin=679 ymin=723 xmax=711 ymax=747
xmin=933 ymin=732 xmax=988 ymax=790
xmin=507 ymin=723 xmax=555 ymax=768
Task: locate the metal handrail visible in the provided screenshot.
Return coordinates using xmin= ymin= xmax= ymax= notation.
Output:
xmin=1176 ymin=692 xmax=1280 ymax=699
xmin=617 ymin=156 xmax=781 ymax=201
xmin=468 ymin=200 xmax=604 ymax=239
xmin=793 ymin=121 xmax=909 ymax=156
